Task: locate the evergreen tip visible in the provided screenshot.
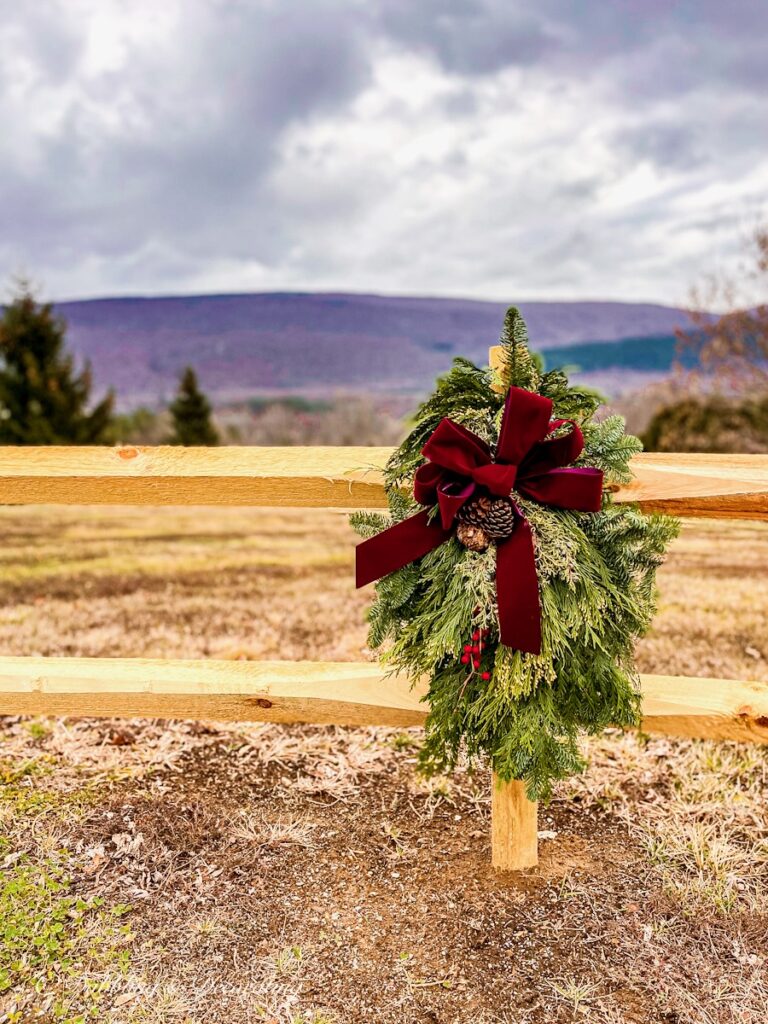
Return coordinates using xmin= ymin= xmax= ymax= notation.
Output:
xmin=496 ymin=306 xmax=539 ymax=391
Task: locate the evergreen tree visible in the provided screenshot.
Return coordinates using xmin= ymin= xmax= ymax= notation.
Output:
xmin=168 ymin=366 xmax=219 ymax=445
xmin=0 ymin=282 xmax=114 ymax=444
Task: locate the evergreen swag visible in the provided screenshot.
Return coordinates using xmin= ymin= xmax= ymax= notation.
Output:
xmin=351 ymin=308 xmax=678 ymax=800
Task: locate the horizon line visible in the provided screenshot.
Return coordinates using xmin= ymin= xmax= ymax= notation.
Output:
xmin=47 ymin=286 xmax=693 ymax=312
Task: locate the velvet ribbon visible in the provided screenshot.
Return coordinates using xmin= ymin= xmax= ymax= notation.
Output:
xmin=355 ymin=386 xmax=604 ymax=654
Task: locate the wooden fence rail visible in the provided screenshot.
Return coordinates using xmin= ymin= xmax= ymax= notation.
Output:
xmin=1 ymin=658 xmax=767 ymax=743
xmin=0 ymin=446 xmax=767 ymax=517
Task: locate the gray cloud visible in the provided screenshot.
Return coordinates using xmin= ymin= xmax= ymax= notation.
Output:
xmin=0 ymin=0 xmax=765 ymax=302
xmin=374 ymin=1 xmax=556 ymax=75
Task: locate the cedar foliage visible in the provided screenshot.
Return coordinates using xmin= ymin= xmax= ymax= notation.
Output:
xmin=351 ymin=307 xmax=678 ymax=800
xmin=168 ymin=366 xmax=219 ymax=446
xmin=0 ymin=282 xmax=114 ymax=444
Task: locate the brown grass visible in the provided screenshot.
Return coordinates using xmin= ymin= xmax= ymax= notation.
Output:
xmin=0 ymin=507 xmax=766 ymax=1023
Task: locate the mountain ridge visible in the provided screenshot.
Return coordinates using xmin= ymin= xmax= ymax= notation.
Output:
xmin=47 ymin=290 xmax=693 ymax=406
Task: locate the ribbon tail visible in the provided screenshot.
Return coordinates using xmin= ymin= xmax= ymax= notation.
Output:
xmin=356 ymin=508 xmax=452 ymax=588
xmin=496 ymin=517 xmax=542 ymax=655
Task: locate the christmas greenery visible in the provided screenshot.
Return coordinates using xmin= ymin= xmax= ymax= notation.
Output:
xmin=168 ymin=366 xmax=219 ymax=446
xmin=0 ymin=282 xmax=114 ymax=444
xmin=351 ymin=308 xmax=678 ymax=800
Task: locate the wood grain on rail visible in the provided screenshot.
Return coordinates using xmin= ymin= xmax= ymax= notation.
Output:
xmin=0 ymin=445 xmax=393 ymax=508
xmin=617 ymin=453 xmax=768 ymax=520
xmin=640 ymin=673 xmax=768 ymax=743
xmin=0 ymin=447 xmax=766 ymax=519
xmin=0 ymin=658 xmax=427 ymax=726
xmin=0 ymin=658 xmax=766 ymax=743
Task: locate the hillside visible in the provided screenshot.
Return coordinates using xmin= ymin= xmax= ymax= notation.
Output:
xmin=53 ymin=291 xmax=693 ymax=406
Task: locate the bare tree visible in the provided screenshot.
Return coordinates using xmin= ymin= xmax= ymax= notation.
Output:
xmin=676 ymin=226 xmax=768 ymax=392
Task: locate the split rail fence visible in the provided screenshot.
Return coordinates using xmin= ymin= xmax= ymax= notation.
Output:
xmin=1 ymin=347 xmax=767 ymax=870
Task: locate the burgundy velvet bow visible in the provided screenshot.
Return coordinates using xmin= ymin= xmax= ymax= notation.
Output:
xmin=356 ymin=386 xmax=604 ymax=654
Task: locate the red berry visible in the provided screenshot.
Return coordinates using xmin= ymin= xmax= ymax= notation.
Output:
xmin=472 ymin=630 xmax=481 ymax=641
xmin=463 ymin=644 xmax=473 ymax=653
xmin=481 ymin=671 xmax=491 ymax=681
xmin=471 ymin=645 xmax=479 ymax=654
xmin=461 ymin=654 xmax=470 ymax=664
xmin=473 ymin=659 xmax=481 ymax=669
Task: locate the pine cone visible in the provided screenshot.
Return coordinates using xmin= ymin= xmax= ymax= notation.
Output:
xmin=483 ymin=498 xmax=516 ymax=539
xmin=457 ymin=495 xmax=493 ymax=527
xmin=456 ymin=522 xmax=490 ymax=552
xmin=457 ymin=495 xmax=516 ymax=540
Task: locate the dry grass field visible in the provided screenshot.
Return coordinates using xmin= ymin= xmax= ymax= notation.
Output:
xmin=0 ymin=507 xmax=767 ymax=1024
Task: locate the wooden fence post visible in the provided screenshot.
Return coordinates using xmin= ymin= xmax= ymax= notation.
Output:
xmin=491 ymin=776 xmax=538 ymax=870
xmin=488 ymin=344 xmax=539 ymax=870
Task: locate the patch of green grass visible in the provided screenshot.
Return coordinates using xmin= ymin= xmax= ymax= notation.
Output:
xmin=274 ymin=945 xmax=303 ymax=976
xmin=0 ymin=757 xmax=106 ymax=820
xmin=387 ymin=732 xmax=420 ymax=752
xmin=0 ymin=755 xmax=139 ymax=1018
xmin=0 ymin=851 xmax=133 ymax=1021
xmin=0 ymin=758 xmax=60 ymax=816
xmin=0 ymin=758 xmax=53 ymax=785
xmin=24 ymin=720 xmax=51 ymax=742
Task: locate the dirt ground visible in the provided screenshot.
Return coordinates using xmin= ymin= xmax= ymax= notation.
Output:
xmin=0 ymin=507 xmax=767 ymax=1024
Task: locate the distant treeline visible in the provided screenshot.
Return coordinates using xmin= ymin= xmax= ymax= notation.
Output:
xmin=541 ymin=334 xmax=698 ymax=374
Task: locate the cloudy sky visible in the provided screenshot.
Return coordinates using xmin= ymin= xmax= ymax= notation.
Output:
xmin=1 ymin=0 xmax=766 ymax=305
